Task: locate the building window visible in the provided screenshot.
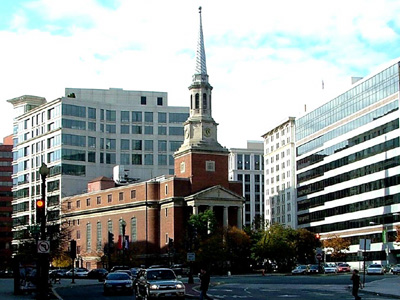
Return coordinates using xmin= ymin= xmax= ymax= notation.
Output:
xmin=180 ymin=162 xmax=185 ymax=173
xmin=97 ymin=222 xmax=102 ymax=251
xmin=86 ymin=198 xmax=90 ymax=206
xmin=97 ymin=196 xmax=101 ymax=205
xmin=108 ymin=220 xmax=113 ymax=233
xmin=165 ymin=184 xmax=168 ymax=195
xmin=165 ymin=208 xmax=168 ymax=217
xmin=206 ymin=161 xmax=215 ymax=172
xmin=67 ymin=202 xmax=72 ymax=210
xmin=141 ymin=96 xmax=146 ymax=105
xmin=108 ymin=194 xmax=112 ymax=203
xmin=119 ymin=192 xmax=124 ymax=201
xmin=77 ymin=200 xmax=81 ymax=208
xmin=86 ymin=223 xmax=92 ymax=251
xmin=76 ymin=230 xmax=81 ymax=239
xmin=157 ymin=97 xmax=163 ymax=106
xmin=131 ymin=217 xmax=137 ymax=242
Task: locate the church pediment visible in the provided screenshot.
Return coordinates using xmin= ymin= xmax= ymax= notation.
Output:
xmin=184 ymin=185 xmax=244 ymax=203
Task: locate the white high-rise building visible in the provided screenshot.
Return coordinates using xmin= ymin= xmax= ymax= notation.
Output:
xmin=8 ymin=88 xmax=188 ymax=246
xmin=262 ymin=117 xmax=297 ymax=228
xmin=228 ymin=141 xmax=264 ymax=227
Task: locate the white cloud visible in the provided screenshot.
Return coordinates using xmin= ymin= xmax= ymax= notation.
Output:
xmin=0 ymin=0 xmax=400 ymax=147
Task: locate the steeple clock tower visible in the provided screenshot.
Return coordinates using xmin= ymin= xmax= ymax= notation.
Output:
xmin=174 ymin=7 xmax=229 ymax=193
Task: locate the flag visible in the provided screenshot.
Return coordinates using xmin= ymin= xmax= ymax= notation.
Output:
xmin=124 ymin=235 xmax=129 ymax=250
xmin=117 ymin=235 xmax=122 ymax=250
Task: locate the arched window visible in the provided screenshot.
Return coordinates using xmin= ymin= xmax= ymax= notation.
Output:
xmin=131 ymin=217 xmax=137 ymax=242
xmin=203 ymin=93 xmax=207 ymax=109
xmin=190 ymin=95 xmax=193 ymax=109
xmin=209 ymin=94 xmax=212 ymax=110
xmin=195 ymin=93 xmax=200 ymax=109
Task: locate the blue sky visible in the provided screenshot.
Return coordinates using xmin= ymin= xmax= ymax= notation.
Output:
xmin=1 ymin=0 xmax=400 ymax=147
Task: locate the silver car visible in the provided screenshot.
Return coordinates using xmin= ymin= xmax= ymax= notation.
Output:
xmin=136 ymin=268 xmax=185 ymax=299
xmin=324 ymin=263 xmax=338 ymax=274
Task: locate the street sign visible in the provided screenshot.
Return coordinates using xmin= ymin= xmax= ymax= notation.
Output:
xmin=316 ymin=253 xmax=322 ymax=260
xmin=37 ymin=240 xmax=50 ymax=253
xmin=187 ymin=252 xmax=195 ymax=262
xmin=359 ymin=239 xmax=371 ymax=250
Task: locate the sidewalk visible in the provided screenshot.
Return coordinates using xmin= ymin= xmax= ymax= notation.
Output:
xmin=361 ymin=276 xmax=400 ymax=299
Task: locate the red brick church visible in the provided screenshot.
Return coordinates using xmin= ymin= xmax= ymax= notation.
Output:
xmin=62 ymin=7 xmax=244 ymax=269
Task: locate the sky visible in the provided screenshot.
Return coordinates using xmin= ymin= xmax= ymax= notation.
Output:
xmin=1 ymin=0 xmax=400 ymax=148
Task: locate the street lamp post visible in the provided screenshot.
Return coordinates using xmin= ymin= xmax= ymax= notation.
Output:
xmin=121 ymin=220 xmax=126 ymax=266
xmin=38 ymin=162 xmax=49 ymax=300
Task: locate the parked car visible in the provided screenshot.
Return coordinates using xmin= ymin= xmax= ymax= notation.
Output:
xmin=307 ymin=265 xmax=321 ymax=274
xmin=337 ymin=263 xmax=351 ymax=273
xmin=391 ymin=264 xmax=400 ymax=275
xmin=324 ymin=263 xmax=338 ymax=274
xmin=367 ymin=264 xmax=385 ymax=275
xmin=87 ymin=268 xmax=108 ymax=281
xmin=49 ymin=269 xmax=68 ymax=278
xmin=66 ymin=268 xmax=89 ymax=278
xmin=103 ymin=272 xmax=134 ymax=295
xmin=136 ymin=268 xmax=185 ymax=299
xmin=291 ymin=265 xmax=308 ymax=275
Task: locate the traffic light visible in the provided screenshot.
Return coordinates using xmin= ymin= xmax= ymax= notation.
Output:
xmin=70 ymin=240 xmax=77 ymax=259
xmin=108 ymin=231 xmax=114 ymax=247
xmin=36 ymin=199 xmax=45 ymax=223
xmin=315 ymin=233 xmax=321 ymax=240
xmin=168 ymin=237 xmax=174 ymax=249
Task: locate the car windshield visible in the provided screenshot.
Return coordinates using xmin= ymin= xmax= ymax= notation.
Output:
xmin=147 ymin=270 xmax=176 ymax=280
xmin=107 ymin=273 xmax=130 ymax=280
xmin=310 ymin=265 xmax=318 ymax=269
xmin=369 ymin=264 xmax=382 ymax=268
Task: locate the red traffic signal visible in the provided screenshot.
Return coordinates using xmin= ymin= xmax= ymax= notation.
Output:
xmin=315 ymin=233 xmax=321 ymax=239
xmin=36 ymin=199 xmax=46 ymax=223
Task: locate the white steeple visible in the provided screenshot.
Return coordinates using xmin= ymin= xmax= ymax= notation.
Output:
xmin=175 ymin=7 xmax=226 ymax=154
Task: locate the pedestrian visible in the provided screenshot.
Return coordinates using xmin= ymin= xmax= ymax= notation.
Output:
xmin=350 ymin=269 xmax=362 ymax=300
xmin=199 ymin=268 xmax=211 ymax=300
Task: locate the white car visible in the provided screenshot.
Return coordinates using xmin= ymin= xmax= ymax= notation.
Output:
xmin=367 ymin=264 xmax=385 ymax=275
xmin=66 ymin=268 xmax=89 ymax=278
xmin=324 ymin=263 xmax=338 ymax=274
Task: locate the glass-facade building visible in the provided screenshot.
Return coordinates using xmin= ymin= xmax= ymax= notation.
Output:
xmin=8 ymin=88 xmax=189 ymax=247
xmin=295 ymin=61 xmax=400 ymax=266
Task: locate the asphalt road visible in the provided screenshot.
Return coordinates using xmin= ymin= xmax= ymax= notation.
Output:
xmin=55 ymin=274 xmax=398 ymax=300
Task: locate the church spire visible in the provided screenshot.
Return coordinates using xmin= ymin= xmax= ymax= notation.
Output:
xmin=195 ymin=6 xmax=207 ymax=76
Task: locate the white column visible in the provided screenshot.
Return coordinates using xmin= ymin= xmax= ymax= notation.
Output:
xmin=237 ymin=206 xmax=243 ymax=230
xmin=223 ymin=206 xmax=229 ymax=228
xmin=193 ymin=205 xmax=198 ymax=215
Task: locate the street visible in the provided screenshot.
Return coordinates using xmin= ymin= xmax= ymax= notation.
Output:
xmin=52 ymin=274 xmax=399 ymax=300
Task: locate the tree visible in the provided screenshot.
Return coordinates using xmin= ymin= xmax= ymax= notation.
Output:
xmin=253 ymin=224 xmax=297 ymax=272
xmin=225 ymin=227 xmax=251 ymax=273
xmin=294 ymin=229 xmax=322 ymax=264
xmin=323 ymin=234 xmax=351 ymax=261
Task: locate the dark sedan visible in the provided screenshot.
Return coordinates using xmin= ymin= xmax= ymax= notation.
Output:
xmin=103 ymin=272 xmax=134 ymax=295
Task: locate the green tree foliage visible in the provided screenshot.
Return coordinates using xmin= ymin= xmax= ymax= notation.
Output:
xmin=254 ymin=224 xmax=297 ymax=272
xmin=294 ymin=228 xmax=322 ymax=264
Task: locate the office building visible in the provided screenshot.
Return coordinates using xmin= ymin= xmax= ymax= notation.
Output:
xmin=295 ymin=60 xmax=400 ymax=266
xmin=228 ymin=141 xmax=264 ymax=227
xmin=8 ymin=88 xmax=188 ymax=248
xmin=262 ymin=118 xmax=297 ymax=228
xmin=0 ymin=135 xmax=13 ymax=270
